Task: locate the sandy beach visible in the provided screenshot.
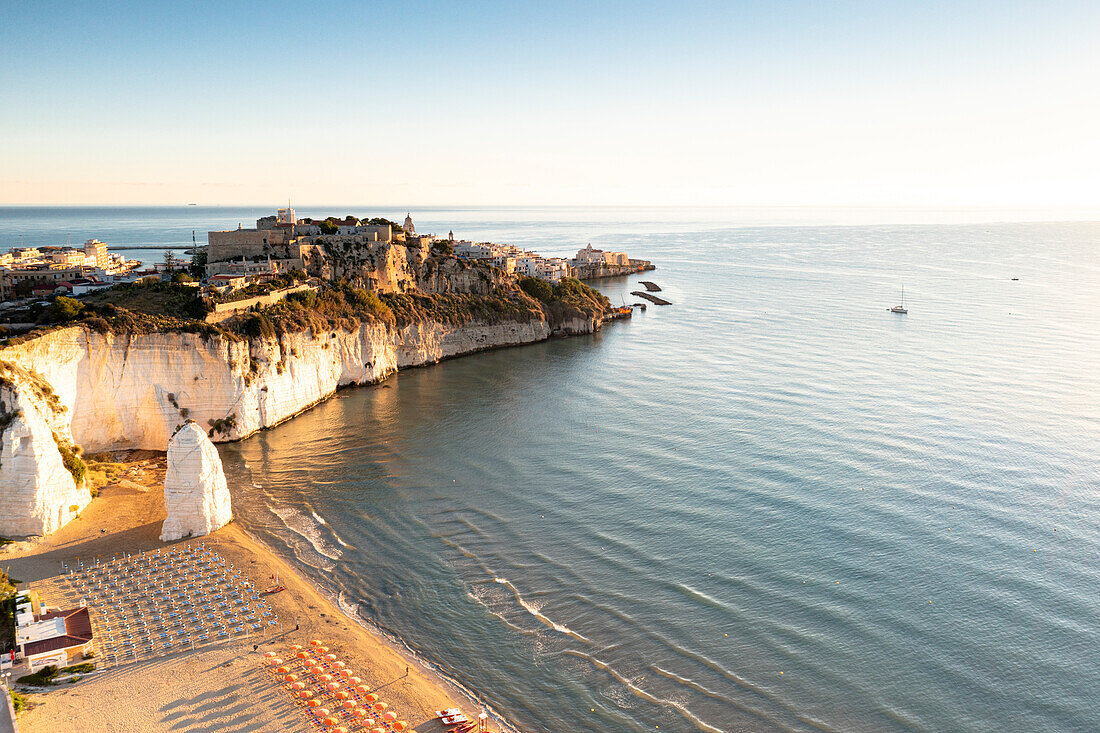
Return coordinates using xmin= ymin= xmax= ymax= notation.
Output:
xmin=2 ymin=452 xmax=495 ymax=733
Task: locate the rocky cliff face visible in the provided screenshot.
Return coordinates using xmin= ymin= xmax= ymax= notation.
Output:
xmin=0 ymin=310 xmax=597 ymax=537
xmin=0 ymin=364 xmax=89 ymax=537
xmin=161 ymin=421 xmax=233 ymax=541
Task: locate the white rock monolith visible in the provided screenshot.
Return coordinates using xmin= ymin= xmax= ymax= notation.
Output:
xmin=160 ymin=421 xmax=232 ymax=541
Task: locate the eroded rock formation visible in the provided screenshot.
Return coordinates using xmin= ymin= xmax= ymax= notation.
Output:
xmin=0 ymin=365 xmax=89 ymax=537
xmin=160 ymin=421 xmax=232 ymax=541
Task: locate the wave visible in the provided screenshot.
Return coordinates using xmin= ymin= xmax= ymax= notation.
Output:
xmin=270 ymin=503 xmax=344 ymax=564
xmin=562 ymin=650 xmax=725 ymax=733
xmin=494 ymin=577 xmax=591 ymax=643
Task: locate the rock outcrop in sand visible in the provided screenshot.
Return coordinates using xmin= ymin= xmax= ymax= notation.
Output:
xmin=160 ymin=421 xmax=232 ymax=541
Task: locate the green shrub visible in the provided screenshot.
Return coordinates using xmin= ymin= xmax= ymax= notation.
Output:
xmin=40 ymin=296 xmax=84 ymax=324
xmin=18 ymin=665 xmax=59 ymax=686
xmin=52 ymin=434 xmax=86 ymax=485
xmin=10 ymin=689 xmax=27 ymax=712
xmin=62 ymin=662 xmax=95 ymax=674
xmin=519 ymin=276 xmax=553 ymax=303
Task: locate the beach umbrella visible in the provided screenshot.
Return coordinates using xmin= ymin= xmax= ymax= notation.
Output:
xmin=319 ymin=645 xmax=329 ymax=653
xmin=314 ymin=708 xmax=331 ymax=717
xmin=310 ymin=639 xmax=322 ymax=646
xmin=332 ymin=660 xmax=345 ymax=669
xmin=373 ymin=702 xmax=388 ymax=712
xmin=296 ymin=651 xmax=310 ymax=659
xmin=268 ymin=657 xmax=284 ymax=665
xmin=284 ymin=674 xmax=298 ymax=682
xmin=326 ymin=682 xmax=341 ymax=692
xmin=290 ymin=644 xmax=303 ymax=651
xmin=382 ymin=711 xmax=397 ymax=722
xmin=298 ymin=690 xmax=313 ymax=699
xmin=393 ymin=721 xmax=408 ymax=731
xmin=371 ymin=728 xmax=386 ymax=733
xmin=291 ymin=682 xmax=305 ymax=691
xmin=339 ymin=670 xmax=352 ymax=679
xmin=322 ymin=717 xmax=338 ymax=726
xmin=308 ymin=700 xmax=321 ymax=709
xmin=335 ymin=691 xmax=349 ymax=701
xmin=364 ymin=693 xmax=379 ymax=702
xmin=335 ymin=728 xmax=348 ymax=733
xmin=319 ymin=674 xmax=334 ymax=682
xmin=263 ymin=651 xmax=277 ymax=658
xmin=348 ymin=677 xmax=362 ymax=685
xmin=342 ymin=700 xmax=357 ymax=710
xmin=276 ymin=666 xmax=290 ymax=674
xmin=323 ymin=653 xmax=337 ymax=661
xmin=354 ymin=685 xmax=369 ymax=694
xmin=353 ymin=710 xmax=370 ymax=720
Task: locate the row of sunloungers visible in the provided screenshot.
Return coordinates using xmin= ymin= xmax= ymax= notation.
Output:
xmin=59 ymin=543 xmax=277 ymax=667
xmin=264 ymin=640 xmax=412 ymax=732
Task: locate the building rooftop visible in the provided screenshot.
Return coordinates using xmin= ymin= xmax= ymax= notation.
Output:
xmin=20 ymin=607 xmax=93 ymax=657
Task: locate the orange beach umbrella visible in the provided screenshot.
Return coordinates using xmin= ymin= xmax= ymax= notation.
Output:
xmin=314 ymin=708 xmax=331 ymax=717
xmin=263 ymin=651 xmax=277 ymax=658
xmin=323 ymin=654 xmax=337 ymax=661
xmin=310 ymin=639 xmax=323 ymax=646
xmin=382 ymin=711 xmax=397 ymax=722
xmin=326 ymin=682 xmax=340 ymax=691
xmin=372 ymin=702 xmax=388 ymax=712
xmin=335 ymin=691 xmax=349 ymax=701
xmin=291 ymin=682 xmax=305 ymax=691
xmin=290 ymin=644 xmax=303 ymax=651
xmin=393 ymin=722 xmax=408 ymax=731
xmin=342 ymin=700 xmax=357 ymax=710
xmin=364 ymin=693 xmax=379 ymax=702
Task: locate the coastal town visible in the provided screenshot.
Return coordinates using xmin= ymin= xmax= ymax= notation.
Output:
xmin=0 ymin=211 xmax=651 ymax=321
xmin=0 ymin=209 xmax=657 ymax=733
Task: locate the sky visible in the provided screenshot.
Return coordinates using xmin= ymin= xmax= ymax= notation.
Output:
xmin=2 ymin=1 xmax=1099 ymax=208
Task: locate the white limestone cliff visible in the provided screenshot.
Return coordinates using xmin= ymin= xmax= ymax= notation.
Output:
xmin=160 ymin=421 xmax=232 ymax=541
xmin=0 ymin=367 xmax=89 ymax=537
xmin=0 ymin=311 xmax=600 ymax=537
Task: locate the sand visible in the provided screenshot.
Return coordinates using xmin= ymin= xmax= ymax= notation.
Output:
xmin=1 ymin=452 xmax=495 ymax=733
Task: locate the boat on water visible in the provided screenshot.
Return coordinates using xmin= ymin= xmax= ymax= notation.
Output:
xmin=889 ymin=285 xmax=908 ymax=314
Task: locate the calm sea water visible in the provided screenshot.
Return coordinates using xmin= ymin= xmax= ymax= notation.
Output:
xmin=3 ymin=207 xmax=1099 ymax=732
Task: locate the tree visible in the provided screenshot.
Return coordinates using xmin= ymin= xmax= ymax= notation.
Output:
xmin=189 ymin=248 xmax=207 ymax=278
xmin=319 ymin=220 xmax=339 ymax=235
xmin=42 ymin=295 xmax=84 ymax=323
xmin=171 ymin=272 xmax=194 ymax=284
xmin=163 ymin=249 xmax=178 ymax=272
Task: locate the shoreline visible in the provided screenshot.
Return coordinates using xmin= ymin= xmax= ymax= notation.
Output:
xmin=227 ymin=522 xmax=518 ymax=733
xmin=1 ymin=455 xmax=507 ymax=732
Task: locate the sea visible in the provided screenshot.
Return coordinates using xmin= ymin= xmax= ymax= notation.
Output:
xmin=2 ymin=206 xmax=1099 ymax=732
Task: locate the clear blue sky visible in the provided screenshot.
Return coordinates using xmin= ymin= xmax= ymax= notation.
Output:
xmin=3 ymin=1 xmax=1098 ymax=207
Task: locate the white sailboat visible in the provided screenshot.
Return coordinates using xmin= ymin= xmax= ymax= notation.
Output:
xmin=889 ymin=285 xmax=908 ymax=314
